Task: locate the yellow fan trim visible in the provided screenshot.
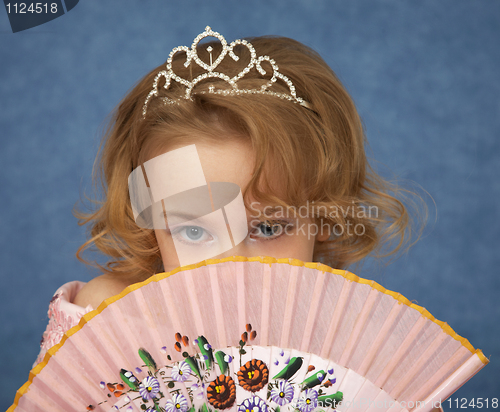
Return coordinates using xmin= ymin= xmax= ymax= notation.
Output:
xmin=10 ymin=255 xmax=488 ymax=410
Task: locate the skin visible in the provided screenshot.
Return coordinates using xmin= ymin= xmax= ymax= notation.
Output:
xmin=71 ymin=139 xmax=445 ymax=412
xmin=74 ymin=139 xmax=329 ymax=309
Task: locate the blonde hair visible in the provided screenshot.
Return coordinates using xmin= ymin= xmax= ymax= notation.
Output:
xmin=76 ymin=35 xmax=424 ymax=282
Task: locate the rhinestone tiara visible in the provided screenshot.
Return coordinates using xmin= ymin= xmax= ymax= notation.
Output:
xmin=142 ymin=26 xmax=311 ymax=117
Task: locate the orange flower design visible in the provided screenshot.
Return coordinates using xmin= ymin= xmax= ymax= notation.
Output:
xmin=207 ymin=375 xmax=236 ymax=409
xmin=237 ymin=359 xmax=269 ymax=392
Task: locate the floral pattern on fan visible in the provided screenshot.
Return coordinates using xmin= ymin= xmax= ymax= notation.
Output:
xmin=86 ymin=325 xmax=343 ymax=412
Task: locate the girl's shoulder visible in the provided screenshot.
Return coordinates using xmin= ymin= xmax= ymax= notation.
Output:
xmin=73 ymin=274 xmax=133 ymax=310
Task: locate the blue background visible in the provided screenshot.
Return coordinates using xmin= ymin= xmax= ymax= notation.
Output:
xmin=1 ymin=1 xmax=498 ymax=410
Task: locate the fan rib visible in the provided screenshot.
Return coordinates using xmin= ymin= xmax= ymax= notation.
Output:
xmin=391 ymin=328 xmax=449 ymax=399
xmin=184 ymin=270 xmax=205 ymax=335
xmin=137 ymin=287 xmax=167 ymax=362
xmin=354 ymin=378 xmax=386 ymax=412
xmin=142 ymin=278 xmax=176 ymax=356
xmin=280 ymin=264 xmax=299 ymax=348
xmin=38 ymin=362 xmax=93 ymax=410
xmin=336 ymin=368 xmax=367 ymax=411
xmin=114 ymin=300 xmax=145 ymax=364
xmin=420 ymin=353 xmax=486 ymax=409
xmin=9 ymin=258 xmax=488 ymax=412
xmin=370 ymin=390 xmax=408 ymax=412
xmin=300 ymin=269 xmax=326 ymax=351
xmin=374 ymin=316 xmax=427 ymax=387
xmin=27 ymin=374 xmax=74 ymax=411
xmin=407 ymin=346 xmax=470 ymax=407
xmin=209 ymin=264 xmax=226 ymax=347
xmin=158 ymin=277 xmax=182 ymax=337
xmin=320 ymin=275 xmax=352 ymax=358
xmin=259 ymin=263 xmax=272 ymax=346
xmin=357 ymin=300 xmax=404 ymax=376
xmin=339 ymin=287 xmax=379 ymax=366
xmin=76 ymin=317 xmax=127 ymax=381
xmin=18 ymin=385 xmax=56 ymax=412
xmin=41 ymin=343 xmax=103 ymax=407
xmin=236 ymin=261 xmax=246 ymax=337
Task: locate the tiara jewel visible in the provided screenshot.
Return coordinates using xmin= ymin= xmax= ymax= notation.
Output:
xmin=142 ymin=26 xmax=311 ymax=117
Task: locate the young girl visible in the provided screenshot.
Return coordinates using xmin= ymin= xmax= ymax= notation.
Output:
xmin=35 ymin=27 xmax=415 ymax=365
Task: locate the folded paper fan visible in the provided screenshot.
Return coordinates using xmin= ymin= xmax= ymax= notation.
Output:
xmin=10 ymin=257 xmax=488 ymax=412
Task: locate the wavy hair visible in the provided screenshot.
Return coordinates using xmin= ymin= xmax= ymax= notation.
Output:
xmin=76 ymin=35 xmax=425 ymax=282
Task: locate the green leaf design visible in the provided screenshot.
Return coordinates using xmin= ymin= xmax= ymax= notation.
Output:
xmin=272 ymin=357 xmax=303 ymax=380
xmin=318 ymin=391 xmax=343 ymax=409
xmin=214 ymin=350 xmax=229 ymax=374
xmin=185 ymin=356 xmax=202 ymax=379
xmin=139 ymin=348 xmax=158 ymax=374
xmin=301 ymin=370 xmax=326 ymax=388
xmin=196 ymin=336 xmax=214 ymax=369
xmin=120 ymin=368 xmax=140 ymax=390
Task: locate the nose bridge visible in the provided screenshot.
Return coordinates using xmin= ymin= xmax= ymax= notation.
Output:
xmin=216 ymin=237 xmax=256 ymax=260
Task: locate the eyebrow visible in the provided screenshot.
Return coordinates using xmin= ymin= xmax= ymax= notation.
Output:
xmin=161 ymin=197 xmax=213 ymax=222
xmin=162 ymin=210 xmax=199 ymax=221
xmin=163 ymin=209 xmax=290 ymax=225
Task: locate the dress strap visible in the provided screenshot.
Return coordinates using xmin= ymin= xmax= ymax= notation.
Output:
xmin=33 ymin=281 xmax=92 ymax=367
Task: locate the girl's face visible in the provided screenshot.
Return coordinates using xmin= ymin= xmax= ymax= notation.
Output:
xmin=154 ymin=139 xmax=327 ymax=272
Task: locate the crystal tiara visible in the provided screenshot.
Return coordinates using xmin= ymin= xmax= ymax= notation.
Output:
xmin=142 ymin=26 xmax=311 ymax=117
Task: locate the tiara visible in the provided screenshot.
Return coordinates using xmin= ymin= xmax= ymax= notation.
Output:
xmin=142 ymin=26 xmax=311 ymax=117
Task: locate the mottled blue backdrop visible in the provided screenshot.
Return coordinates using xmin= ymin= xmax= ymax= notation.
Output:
xmin=1 ymin=1 xmax=498 ymax=410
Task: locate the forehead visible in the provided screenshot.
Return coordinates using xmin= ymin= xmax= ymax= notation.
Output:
xmin=149 ymin=139 xmax=257 ymax=191
xmin=192 ymin=140 xmax=255 ymax=188
xmin=191 ymin=141 xmax=295 ymax=210
xmin=148 ymin=136 xmax=294 ymax=210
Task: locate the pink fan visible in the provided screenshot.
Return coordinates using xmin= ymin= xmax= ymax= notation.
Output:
xmin=10 ymin=257 xmax=488 ymax=412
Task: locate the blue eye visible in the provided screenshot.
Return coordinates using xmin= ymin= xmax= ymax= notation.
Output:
xmin=250 ymin=220 xmax=292 ymax=240
xmin=185 ymin=226 xmax=203 ymax=240
xmin=259 ymin=222 xmax=281 ymax=237
xmin=171 ymin=225 xmax=214 ymax=245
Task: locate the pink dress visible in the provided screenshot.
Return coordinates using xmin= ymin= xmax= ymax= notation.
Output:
xmin=34 ymin=281 xmax=93 ymax=367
